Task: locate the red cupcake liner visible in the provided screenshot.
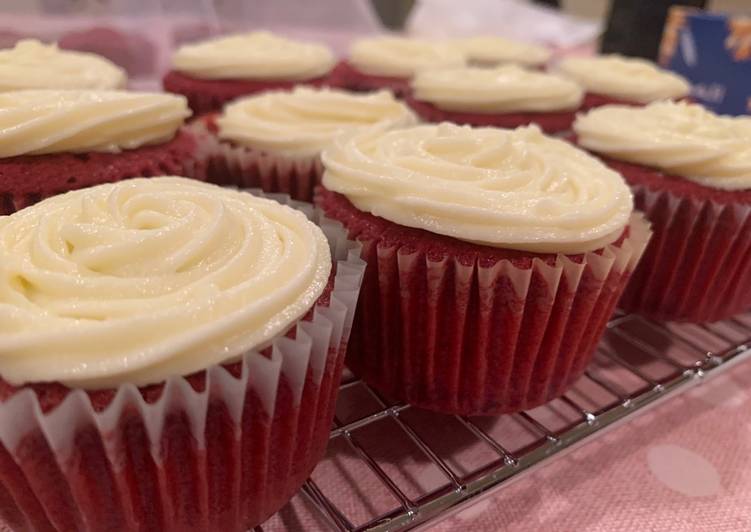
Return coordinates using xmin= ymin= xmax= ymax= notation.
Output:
xmin=0 ymin=128 xmax=211 ymax=216
xmin=191 ymin=116 xmax=324 ymax=203
xmin=0 ymin=197 xmax=365 ymax=531
xmin=317 ymin=188 xmax=651 ymax=416
xmin=327 ymin=60 xmax=410 ymax=97
xmin=163 ymin=70 xmax=331 ymax=114
xmin=404 ymin=94 xmax=577 ymax=134
xmin=597 ymin=157 xmax=751 ymax=322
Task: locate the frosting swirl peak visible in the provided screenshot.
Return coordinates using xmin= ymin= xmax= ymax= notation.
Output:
xmin=411 ymin=65 xmax=583 ymax=113
xmin=0 ymin=39 xmax=126 ymax=91
xmin=0 ymin=90 xmax=191 ymax=158
xmin=322 ymin=123 xmax=632 ymax=253
xmin=574 ymin=101 xmax=751 ymax=190
xmin=172 ymin=31 xmax=336 ymax=81
xmin=349 ymin=36 xmax=466 ymax=77
xmin=217 ymin=87 xmax=417 ymax=158
xmin=452 ymin=36 xmax=551 ymax=67
xmin=0 ymin=177 xmax=331 ymax=388
xmin=556 ymin=54 xmax=690 ymax=103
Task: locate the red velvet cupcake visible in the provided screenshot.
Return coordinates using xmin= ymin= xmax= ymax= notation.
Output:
xmin=451 ymin=36 xmax=551 ymax=69
xmin=575 ymin=101 xmax=751 ymax=322
xmin=0 ymin=89 xmax=208 ymax=216
xmin=197 ymin=87 xmax=416 ymax=202
xmin=0 ymin=178 xmax=364 ymax=531
xmin=555 ymin=54 xmax=691 ymax=111
xmin=0 ymin=39 xmax=126 ymax=91
xmin=328 ymin=36 xmax=465 ymax=97
xmin=317 ymin=123 xmax=650 ymax=415
xmin=163 ymin=31 xmax=336 ymax=114
xmin=406 ymin=65 xmax=583 ymax=134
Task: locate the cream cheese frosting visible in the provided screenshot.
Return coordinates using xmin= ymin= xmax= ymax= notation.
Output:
xmin=452 ymin=36 xmax=551 ymax=67
xmin=322 ymin=123 xmax=632 ymax=253
xmin=556 ymin=55 xmax=690 ymax=103
xmin=0 ymin=177 xmax=332 ymax=388
xmin=411 ymin=65 xmax=583 ymax=113
xmin=574 ymin=101 xmax=751 ymax=190
xmin=0 ymin=39 xmax=126 ymax=91
xmin=217 ymin=87 xmax=418 ymax=158
xmin=349 ymin=36 xmax=466 ymax=77
xmin=172 ymin=31 xmax=336 ymax=81
xmin=0 ymin=90 xmax=191 ymax=158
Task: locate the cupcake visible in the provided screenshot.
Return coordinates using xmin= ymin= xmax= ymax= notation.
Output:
xmin=0 ymin=39 xmax=126 ymax=90
xmin=0 ymin=89 xmax=208 ymax=215
xmin=317 ymin=123 xmax=650 ymax=415
xmin=574 ymin=101 xmax=751 ymax=322
xmin=163 ymin=31 xmax=337 ymax=114
xmin=200 ymin=87 xmax=416 ymax=201
xmin=406 ymin=65 xmax=583 ymax=134
xmin=452 ymin=36 xmax=551 ymax=68
xmin=556 ymin=54 xmax=690 ymax=110
xmin=329 ymin=36 xmax=465 ymax=96
xmin=0 ymin=177 xmax=364 ymax=531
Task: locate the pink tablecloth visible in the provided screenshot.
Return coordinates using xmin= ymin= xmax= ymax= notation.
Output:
xmin=429 ymin=359 xmax=751 ymax=531
xmin=261 ymin=358 xmax=751 ymax=532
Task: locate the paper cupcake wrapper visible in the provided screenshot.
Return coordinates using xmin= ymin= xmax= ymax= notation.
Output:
xmin=619 ymin=183 xmax=751 ymax=322
xmin=0 ymin=196 xmax=365 ymax=532
xmin=209 ymin=142 xmax=324 ymax=203
xmin=341 ymin=212 xmax=650 ymax=416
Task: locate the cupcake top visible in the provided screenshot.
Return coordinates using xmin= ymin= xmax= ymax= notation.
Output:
xmin=348 ymin=36 xmax=466 ymax=77
xmin=411 ymin=65 xmax=583 ymax=113
xmin=217 ymin=87 xmax=417 ymax=158
xmin=452 ymin=36 xmax=551 ymax=67
xmin=0 ymin=177 xmax=331 ymax=388
xmin=0 ymin=90 xmax=191 ymax=158
xmin=172 ymin=31 xmax=336 ymax=81
xmin=574 ymin=101 xmax=751 ymax=190
xmin=556 ymin=55 xmax=690 ymax=103
xmin=0 ymin=39 xmax=127 ymax=91
xmin=322 ymin=122 xmax=632 ymax=253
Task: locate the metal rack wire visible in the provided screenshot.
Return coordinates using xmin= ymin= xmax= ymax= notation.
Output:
xmin=259 ymin=312 xmax=751 ymax=532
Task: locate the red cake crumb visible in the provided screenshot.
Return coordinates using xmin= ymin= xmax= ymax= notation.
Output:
xmin=0 ymin=129 xmax=204 ymax=216
xmin=327 ymin=60 xmax=411 ymax=96
xmin=163 ymin=70 xmax=331 ymax=114
xmin=405 ymin=93 xmax=577 ymax=133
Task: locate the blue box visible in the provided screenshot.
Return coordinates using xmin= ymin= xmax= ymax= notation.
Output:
xmin=660 ymin=8 xmax=751 ymax=115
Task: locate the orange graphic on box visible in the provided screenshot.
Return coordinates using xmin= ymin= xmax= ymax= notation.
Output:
xmin=726 ymin=17 xmax=751 ymax=61
xmin=659 ymin=7 xmax=690 ymax=66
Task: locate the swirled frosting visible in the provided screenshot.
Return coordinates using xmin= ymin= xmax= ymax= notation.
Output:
xmin=556 ymin=55 xmax=690 ymax=103
xmin=0 ymin=39 xmax=126 ymax=91
xmin=322 ymin=123 xmax=632 ymax=253
xmin=217 ymin=87 xmax=417 ymax=158
xmin=349 ymin=36 xmax=466 ymax=77
xmin=411 ymin=65 xmax=583 ymax=113
xmin=0 ymin=90 xmax=191 ymax=158
xmin=0 ymin=177 xmax=331 ymax=388
xmin=172 ymin=31 xmax=336 ymax=81
xmin=452 ymin=36 xmax=551 ymax=67
xmin=574 ymin=101 xmax=751 ymax=190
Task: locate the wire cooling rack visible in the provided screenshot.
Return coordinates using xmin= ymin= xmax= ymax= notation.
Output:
xmin=259 ymin=312 xmax=751 ymax=532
